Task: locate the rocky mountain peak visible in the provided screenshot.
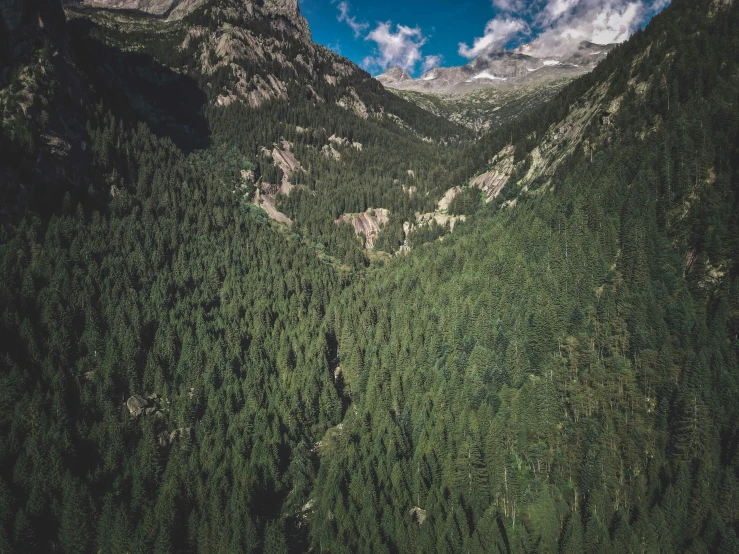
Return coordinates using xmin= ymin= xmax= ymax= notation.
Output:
xmin=379 ymin=42 xmax=616 ymax=97
xmin=64 ymin=0 xmax=310 ymax=35
xmin=376 ymin=66 xmax=412 ymax=85
xmin=262 ymin=0 xmax=300 ymax=18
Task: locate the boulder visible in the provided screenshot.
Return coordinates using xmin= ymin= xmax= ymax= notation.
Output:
xmin=126 ymin=395 xmax=149 ymax=416
xmin=409 ymin=506 xmax=427 ymax=525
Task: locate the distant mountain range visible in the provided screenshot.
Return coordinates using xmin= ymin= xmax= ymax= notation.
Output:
xmin=377 ymin=41 xmax=615 ymax=97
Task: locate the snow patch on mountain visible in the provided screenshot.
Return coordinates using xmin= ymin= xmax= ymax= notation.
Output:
xmin=471 ymin=72 xmax=507 ymax=81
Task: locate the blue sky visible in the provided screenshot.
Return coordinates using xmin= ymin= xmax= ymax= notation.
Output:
xmin=298 ymin=0 xmax=670 ymax=76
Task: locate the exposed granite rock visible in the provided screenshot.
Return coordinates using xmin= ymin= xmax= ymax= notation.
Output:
xmin=409 ymin=506 xmax=427 ymax=525
xmin=376 ymin=65 xmax=411 ymax=86
xmin=337 ymin=88 xmax=369 ymax=119
xmin=335 ymin=208 xmax=389 ymax=249
xmin=126 ymin=395 xmax=149 ymax=416
xmin=69 ymin=0 xmax=311 ymax=34
xmin=468 ymin=145 xmax=515 ymax=202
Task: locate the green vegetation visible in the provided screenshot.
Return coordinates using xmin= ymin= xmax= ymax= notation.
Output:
xmin=309 ymin=1 xmax=739 ymax=551
xmin=393 ymin=79 xmax=573 ymax=134
xmin=0 ymin=0 xmax=738 ymax=552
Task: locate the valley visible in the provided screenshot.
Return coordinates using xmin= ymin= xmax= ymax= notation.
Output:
xmin=1 ymin=0 xmax=739 ymax=552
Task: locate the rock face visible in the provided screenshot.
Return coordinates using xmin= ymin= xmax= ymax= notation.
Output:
xmin=253 ymin=188 xmax=293 ymax=226
xmin=69 ymin=0 xmax=311 ymax=28
xmin=68 ymin=0 xmax=205 ymax=18
xmin=336 ymin=88 xmax=369 ymax=119
xmin=468 ymin=145 xmax=515 ymax=202
xmin=335 ymin=208 xmax=389 ymax=249
xmin=409 ymin=506 xmax=427 ymax=526
xmin=126 ymin=395 xmax=149 ymax=416
xmin=378 ymin=42 xmax=615 ymax=97
xmin=376 ymin=65 xmax=412 ymax=86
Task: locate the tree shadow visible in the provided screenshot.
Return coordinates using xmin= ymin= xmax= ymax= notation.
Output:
xmin=68 ymin=17 xmax=210 ymax=153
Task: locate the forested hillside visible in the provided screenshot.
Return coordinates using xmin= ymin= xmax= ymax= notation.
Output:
xmin=312 ymin=0 xmax=739 ymax=551
xmin=62 ymin=0 xmax=486 ymax=264
xmin=0 ymin=0 xmax=738 ymax=552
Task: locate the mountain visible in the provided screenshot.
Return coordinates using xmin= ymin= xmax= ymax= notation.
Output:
xmin=378 ymin=41 xmax=615 ymax=97
xmin=389 ymin=80 xmax=573 ymax=134
xmin=311 ymin=1 xmax=739 ymax=551
xmin=7 ymin=0 xmax=478 ymax=255
xmin=1 ymin=0 xmax=739 ymax=552
xmin=376 ymin=42 xmax=615 ymax=133
xmin=64 ymin=0 xmax=307 ymax=25
xmin=375 ymin=65 xmax=412 ymax=86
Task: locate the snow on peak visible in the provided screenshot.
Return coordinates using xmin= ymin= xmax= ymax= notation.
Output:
xmin=471 ymin=72 xmax=507 ymax=81
xmin=422 ymin=72 xmax=438 ymax=81
xmin=543 ymin=60 xmax=561 ymax=66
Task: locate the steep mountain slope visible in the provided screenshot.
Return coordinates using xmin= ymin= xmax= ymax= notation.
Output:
xmin=310 ymin=0 xmax=739 ymax=552
xmin=375 ymin=65 xmax=412 ymax=87
xmin=26 ymin=0 xmax=485 ymax=266
xmin=1 ymin=0 xmax=352 ymax=551
xmin=0 ymin=0 xmax=490 ymax=550
xmin=1 ymin=0 xmax=95 ymax=219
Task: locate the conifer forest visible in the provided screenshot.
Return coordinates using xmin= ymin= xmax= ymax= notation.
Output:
xmin=1 ymin=0 xmax=739 ymax=551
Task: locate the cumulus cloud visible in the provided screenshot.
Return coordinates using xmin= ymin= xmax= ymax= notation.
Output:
xmin=458 ymin=17 xmax=529 ymax=59
xmin=422 ymin=55 xmax=443 ymax=72
xmin=525 ymin=0 xmax=653 ymax=57
xmin=364 ymin=22 xmax=428 ymax=71
xmin=493 ymin=0 xmax=527 ymax=11
xmin=540 ymin=0 xmax=582 ymax=25
xmin=462 ymin=0 xmax=669 ymax=59
xmin=335 ymin=1 xmax=368 ymax=38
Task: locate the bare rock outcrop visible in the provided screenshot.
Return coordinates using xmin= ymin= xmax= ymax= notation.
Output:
xmin=253 ymin=189 xmax=293 ymax=226
xmin=157 ymin=427 xmax=192 ymax=447
xmin=325 ymin=134 xmax=362 ymax=155
xmin=416 ymin=212 xmax=465 ymax=231
xmin=126 ymin=395 xmax=149 ymax=416
xmin=73 ymin=0 xmax=311 ymax=31
xmin=337 ymin=88 xmax=369 ymax=119
xmin=469 ymin=145 xmax=515 ymax=202
xmin=409 ymin=506 xmax=427 ymax=526
xmin=335 ymin=208 xmax=389 ymax=249
xmin=271 ymin=145 xmax=300 ymax=174
xmin=437 ymin=186 xmax=462 ymax=211
xmin=322 ymin=144 xmax=341 ymax=160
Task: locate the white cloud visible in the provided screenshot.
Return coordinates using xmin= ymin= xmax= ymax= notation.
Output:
xmin=462 ymin=0 xmax=669 ymax=61
xmin=336 ymin=1 xmax=368 ymax=38
xmin=525 ymin=0 xmax=654 ymax=57
xmin=364 ymin=22 xmax=428 ymax=71
xmin=493 ymin=0 xmax=527 ymax=11
xmin=422 ymin=55 xmax=443 ymax=72
xmin=458 ymin=17 xmax=529 ymax=59
xmin=540 ymin=0 xmax=581 ymax=25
